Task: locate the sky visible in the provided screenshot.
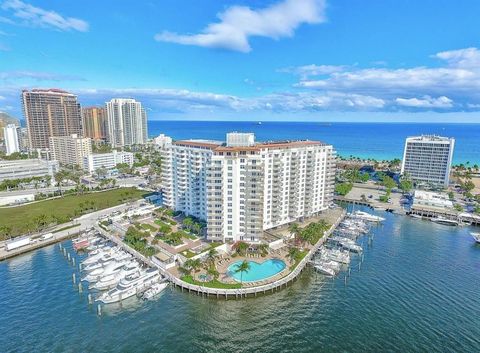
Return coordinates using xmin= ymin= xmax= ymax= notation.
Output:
xmin=1 ymin=0 xmax=480 ymax=122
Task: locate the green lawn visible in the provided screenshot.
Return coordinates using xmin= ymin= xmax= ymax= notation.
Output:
xmin=141 ymin=223 xmax=157 ymax=232
xmin=182 ymin=275 xmax=242 ymax=289
xmin=290 ymin=250 xmax=308 ymax=271
xmin=181 ymin=249 xmax=197 ymax=258
xmin=0 ymin=188 xmax=146 ymax=238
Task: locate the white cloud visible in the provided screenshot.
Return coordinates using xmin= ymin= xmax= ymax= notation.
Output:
xmin=291 ymin=47 xmax=480 ymax=109
xmin=74 ymin=87 xmax=386 ymax=114
xmin=279 ymin=64 xmax=346 ymax=79
xmin=155 ymin=0 xmax=326 ymax=52
xmin=1 ymin=0 xmax=88 ymax=32
xmin=395 ymin=96 xmax=453 ymax=108
xmin=0 ymin=70 xmax=84 ymax=81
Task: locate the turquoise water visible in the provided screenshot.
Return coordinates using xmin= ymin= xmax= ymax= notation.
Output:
xmin=227 ymin=259 xmax=286 ymax=282
xmin=0 ymin=207 xmax=480 ymax=352
xmin=148 ymin=121 xmax=480 ymax=164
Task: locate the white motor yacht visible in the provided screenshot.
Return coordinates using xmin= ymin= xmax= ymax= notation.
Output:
xmin=321 ymin=248 xmax=351 ymax=264
xmin=471 ymin=232 xmax=480 ymax=243
xmin=430 ymin=217 xmax=458 ymax=226
xmin=97 ymin=269 xmax=161 ymax=304
xmin=82 ymin=247 xmax=119 ymax=266
xmin=314 ymin=265 xmax=336 ymax=276
xmin=350 ymin=211 xmax=385 ymax=222
xmin=83 ymin=259 xmax=130 ymax=283
xmin=142 ymin=282 xmax=169 ymax=300
xmin=91 ymin=262 xmax=140 ymax=291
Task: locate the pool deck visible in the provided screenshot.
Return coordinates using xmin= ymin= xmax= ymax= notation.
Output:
xmin=165 ymin=208 xmax=347 ymax=299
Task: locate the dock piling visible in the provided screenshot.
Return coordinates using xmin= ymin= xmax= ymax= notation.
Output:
xmin=78 ymin=282 xmax=83 ymax=293
xmin=97 ymin=304 xmax=102 ymax=316
xmin=88 ymin=293 xmax=93 ymax=304
xmin=72 ymin=273 xmax=76 ymax=284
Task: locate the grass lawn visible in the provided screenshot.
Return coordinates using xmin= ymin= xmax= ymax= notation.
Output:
xmin=290 ymin=250 xmax=308 ymax=271
xmin=182 ymin=275 xmax=241 ymax=289
xmin=141 ymin=223 xmax=157 ymax=232
xmin=181 ymin=249 xmax=197 ymax=258
xmin=0 ymin=188 xmax=146 ymax=238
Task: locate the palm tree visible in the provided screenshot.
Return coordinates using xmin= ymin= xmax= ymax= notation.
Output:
xmin=234 ymin=260 xmax=250 ymax=286
xmin=288 ymin=223 xmax=301 ymax=244
xmin=235 ymin=241 xmax=249 ymax=256
xmin=206 ymin=248 xmax=218 ymax=267
xmin=288 ymin=247 xmax=300 ymax=265
xmin=186 ymin=259 xmax=202 ymax=281
xmin=183 ymin=217 xmax=194 ymax=232
xmin=207 ymin=267 xmax=219 ymax=281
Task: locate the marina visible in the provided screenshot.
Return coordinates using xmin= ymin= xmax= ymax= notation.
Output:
xmin=1 ymin=205 xmax=479 ymax=352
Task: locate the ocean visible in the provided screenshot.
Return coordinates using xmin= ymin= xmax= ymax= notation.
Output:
xmin=1 ymin=205 xmax=479 ymax=353
xmin=148 ymin=121 xmax=480 ymax=165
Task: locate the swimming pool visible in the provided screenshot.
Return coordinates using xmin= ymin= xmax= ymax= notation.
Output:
xmin=227 ymin=259 xmax=286 ymax=282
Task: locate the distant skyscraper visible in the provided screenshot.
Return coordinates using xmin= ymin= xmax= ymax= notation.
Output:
xmin=82 ymin=106 xmax=107 ymax=141
xmin=105 ymin=98 xmax=148 ymax=147
xmin=3 ymin=124 xmax=20 ymax=155
xmin=50 ymin=134 xmax=92 ymax=166
xmin=22 ymin=89 xmax=82 ymax=149
xmin=401 ymin=135 xmax=455 ymax=187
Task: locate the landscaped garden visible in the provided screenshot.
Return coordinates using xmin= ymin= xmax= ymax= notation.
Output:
xmin=0 ymin=187 xmax=146 ymax=239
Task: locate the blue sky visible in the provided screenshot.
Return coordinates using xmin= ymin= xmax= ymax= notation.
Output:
xmin=1 ymin=0 xmax=480 ymax=122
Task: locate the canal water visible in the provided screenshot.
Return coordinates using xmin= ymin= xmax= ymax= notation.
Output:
xmin=0 ymin=207 xmax=479 ymax=353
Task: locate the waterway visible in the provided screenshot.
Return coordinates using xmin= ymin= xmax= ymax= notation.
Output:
xmin=0 ymin=207 xmax=479 ymax=352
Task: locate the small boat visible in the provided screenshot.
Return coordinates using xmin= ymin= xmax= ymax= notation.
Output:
xmin=471 ymin=232 xmax=480 ymax=243
xmin=142 ymin=282 xmax=168 ymax=300
xmin=410 ymin=214 xmax=423 ymax=219
xmin=340 ymin=242 xmax=363 ymax=253
xmin=430 ymin=217 xmax=458 ymax=226
xmin=314 ymin=265 xmax=336 ymax=276
xmin=350 ymin=211 xmax=385 ymax=222
xmin=73 ymin=239 xmax=90 ymax=251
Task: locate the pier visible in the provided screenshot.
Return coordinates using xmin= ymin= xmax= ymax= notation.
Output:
xmin=407 ymin=206 xmax=480 ymax=226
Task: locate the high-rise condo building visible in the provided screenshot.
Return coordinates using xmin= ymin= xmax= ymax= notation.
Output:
xmin=161 ymin=139 xmax=221 ymax=220
xmin=50 ymin=134 xmax=92 ymax=167
xmin=82 ymin=107 xmax=107 ymax=141
xmin=3 ymin=124 xmax=20 ymax=155
xmin=22 ymin=89 xmax=82 ymax=149
xmin=161 ymin=133 xmax=336 ymax=243
xmin=401 ymin=135 xmax=455 ymax=187
xmin=105 ymin=98 xmax=148 ymax=147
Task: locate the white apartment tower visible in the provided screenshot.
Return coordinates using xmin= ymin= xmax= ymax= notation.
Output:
xmin=105 ymin=98 xmax=148 ymax=147
xmin=401 ymin=135 xmax=455 ymax=187
xmin=161 ymin=140 xmax=222 ymax=220
xmin=49 ymin=134 xmax=92 ymax=166
xmin=3 ymin=124 xmax=20 ymax=155
xmin=161 ymin=133 xmax=336 ymax=243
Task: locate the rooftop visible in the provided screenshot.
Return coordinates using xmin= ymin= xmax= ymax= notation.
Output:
xmin=406 ymin=135 xmax=454 ymax=142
